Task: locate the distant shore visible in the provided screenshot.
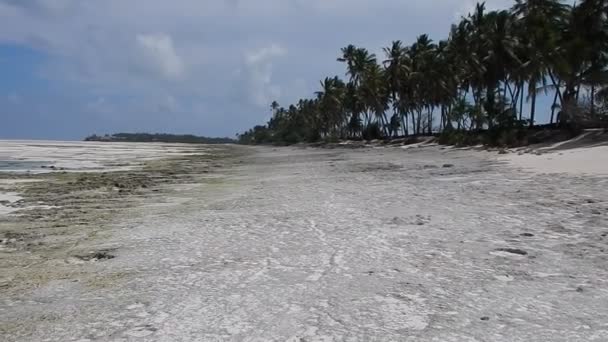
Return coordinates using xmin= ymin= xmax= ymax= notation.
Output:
xmin=84 ymin=132 xmax=235 ymax=144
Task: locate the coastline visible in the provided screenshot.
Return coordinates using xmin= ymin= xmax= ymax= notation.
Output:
xmin=0 ymin=141 xmax=242 ymax=296
xmin=1 ymin=140 xmax=607 ymax=341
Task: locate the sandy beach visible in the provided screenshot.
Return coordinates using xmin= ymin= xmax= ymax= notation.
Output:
xmin=1 ymin=140 xmax=607 ymax=341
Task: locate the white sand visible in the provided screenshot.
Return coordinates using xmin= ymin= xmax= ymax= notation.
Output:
xmin=3 ymin=142 xmax=608 ymax=341
xmin=0 ymin=140 xmax=208 ymax=173
xmin=0 ymin=192 xmax=23 ymax=215
xmin=501 ymin=145 xmax=608 ymax=175
xmin=0 ymin=179 xmax=42 ymax=184
xmin=0 ymin=140 xmax=211 ymax=216
xmin=501 ymin=129 xmax=608 ymax=175
xmin=0 ymin=192 xmax=22 ymax=203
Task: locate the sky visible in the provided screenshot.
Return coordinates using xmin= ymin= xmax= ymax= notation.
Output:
xmin=0 ymin=0 xmax=521 ymax=140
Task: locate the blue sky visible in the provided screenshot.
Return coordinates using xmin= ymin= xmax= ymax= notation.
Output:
xmin=0 ymin=0 xmax=550 ymax=140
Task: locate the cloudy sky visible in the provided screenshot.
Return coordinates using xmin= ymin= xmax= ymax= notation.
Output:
xmin=0 ymin=0 xmax=513 ymax=140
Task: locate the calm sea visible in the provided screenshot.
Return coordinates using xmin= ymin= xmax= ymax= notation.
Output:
xmin=0 ymin=160 xmax=49 ymax=172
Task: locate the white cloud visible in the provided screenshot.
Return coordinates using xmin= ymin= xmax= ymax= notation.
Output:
xmin=244 ymin=44 xmax=287 ymax=107
xmin=136 ymin=33 xmax=184 ymax=80
xmin=1 ymin=0 xmax=76 ymax=15
xmin=0 ymin=0 xmax=523 ymax=137
xmin=245 ymin=44 xmax=286 ymax=66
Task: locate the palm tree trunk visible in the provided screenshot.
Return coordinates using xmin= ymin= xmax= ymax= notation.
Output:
xmin=427 ymin=107 xmax=433 ymax=135
xmin=416 ymin=109 xmax=422 ymax=135
xmin=447 ymin=102 xmax=453 ymax=130
xmin=591 ymin=84 xmax=596 ymax=115
xmin=529 ymin=90 xmax=537 ymax=128
xmin=518 ymin=82 xmax=524 ymax=121
xmin=550 ymin=88 xmax=559 ymax=125
xmin=412 ymin=111 xmax=418 ymax=135
xmin=513 ymin=84 xmax=521 ymax=118
xmin=440 ymin=105 xmax=445 ymax=131
xmin=382 ymin=112 xmax=390 ymax=137
xmin=487 ymin=85 xmax=496 ymax=129
xmin=562 ymin=83 xmax=577 ymax=124
xmin=506 ymin=82 xmax=515 ymax=106
xmin=548 ymin=70 xmax=564 ymax=106
xmin=475 ymin=88 xmax=483 ymax=130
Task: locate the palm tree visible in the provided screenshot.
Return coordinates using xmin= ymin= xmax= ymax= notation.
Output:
xmin=344 ymin=81 xmax=364 ymax=138
xmin=464 ymin=2 xmax=490 ymax=128
xmin=316 ymin=77 xmax=346 ymax=137
xmin=338 ymin=45 xmax=358 ymax=82
xmin=338 ymin=46 xmax=376 ymax=87
xmin=360 ymin=62 xmax=390 ymax=136
xmin=434 ymin=39 xmax=460 ymax=131
xmin=408 ymin=34 xmax=437 ymax=134
xmin=512 ymin=0 xmax=569 ymax=126
xmin=338 ymin=46 xmax=378 ymax=132
xmin=446 ymin=20 xmax=479 ymax=128
xmin=270 ymin=101 xmax=280 ymax=117
xmin=383 ymin=41 xmax=410 ymax=135
xmin=480 ymin=10 xmax=521 ymax=127
xmin=240 ymin=0 xmax=608 ymax=145
xmin=572 ymin=0 xmax=608 ymax=116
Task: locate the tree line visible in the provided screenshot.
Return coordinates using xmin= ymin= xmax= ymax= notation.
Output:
xmin=238 ymin=0 xmax=608 ymax=146
xmin=85 ymin=133 xmax=235 ymax=144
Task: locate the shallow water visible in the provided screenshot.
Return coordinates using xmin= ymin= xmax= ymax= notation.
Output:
xmin=0 ymin=160 xmax=49 ymax=172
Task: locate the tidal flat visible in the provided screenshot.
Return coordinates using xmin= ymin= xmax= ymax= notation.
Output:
xmin=1 ymin=140 xmax=607 ymax=341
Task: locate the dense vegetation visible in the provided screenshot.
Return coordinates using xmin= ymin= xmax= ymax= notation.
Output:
xmin=85 ymin=133 xmax=235 ymax=144
xmin=239 ymin=0 xmax=608 ymax=146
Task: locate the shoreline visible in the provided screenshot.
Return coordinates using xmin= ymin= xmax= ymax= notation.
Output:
xmin=1 ymin=140 xmax=607 ymax=341
xmin=297 ymin=128 xmax=608 ymax=176
xmin=0 ymin=142 xmax=242 ymax=297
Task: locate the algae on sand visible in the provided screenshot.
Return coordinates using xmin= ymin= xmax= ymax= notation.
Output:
xmin=0 ymin=143 xmax=239 ymax=296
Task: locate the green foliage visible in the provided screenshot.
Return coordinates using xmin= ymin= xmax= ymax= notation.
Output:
xmin=239 ymin=0 xmax=608 ymax=146
xmin=362 ymin=122 xmax=383 ymax=141
xmin=237 ymin=125 xmax=272 ymax=144
xmin=323 ymin=135 xmax=341 ymax=144
xmin=438 ymin=130 xmax=482 ymax=146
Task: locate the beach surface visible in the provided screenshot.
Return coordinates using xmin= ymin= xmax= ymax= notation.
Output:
xmin=1 ymin=139 xmax=607 ymax=341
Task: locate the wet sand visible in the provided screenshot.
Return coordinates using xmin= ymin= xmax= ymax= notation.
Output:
xmin=1 ymin=141 xmax=607 ymax=341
